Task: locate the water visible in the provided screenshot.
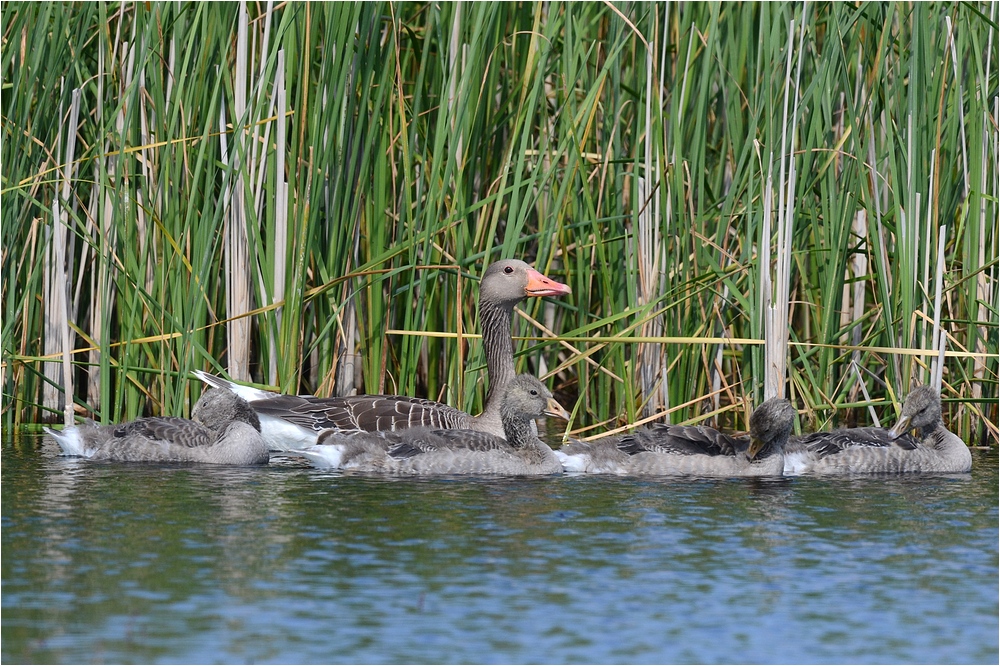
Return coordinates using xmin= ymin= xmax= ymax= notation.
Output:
xmin=3 ymin=434 xmax=997 ymax=664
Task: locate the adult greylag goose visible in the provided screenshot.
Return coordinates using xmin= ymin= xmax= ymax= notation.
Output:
xmin=783 ymin=386 xmax=971 ymax=474
xmin=43 ymin=388 xmax=269 ymax=465
xmin=194 ymin=259 xmax=571 ymax=451
xmin=294 ymin=374 xmax=569 ymax=475
xmin=556 ymin=398 xmax=796 ymax=477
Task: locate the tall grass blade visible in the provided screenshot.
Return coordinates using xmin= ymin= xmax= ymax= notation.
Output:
xmin=1 ymin=2 xmax=995 ymax=445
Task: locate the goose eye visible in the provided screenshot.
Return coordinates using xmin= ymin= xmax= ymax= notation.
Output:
xmin=529 ymin=389 xmax=538 ymax=396
xmin=503 ymin=266 xmax=514 ymax=274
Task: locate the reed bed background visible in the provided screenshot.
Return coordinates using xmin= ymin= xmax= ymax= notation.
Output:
xmin=2 ymin=1 xmax=997 ymax=446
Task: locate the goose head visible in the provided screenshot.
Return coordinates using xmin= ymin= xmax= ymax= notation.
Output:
xmin=192 ymin=388 xmax=262 ymax=432
xmin=888 ymin=386 xmax=941 ymax=439
xmin=500 ymin=375 xmax=571 ymax=429
xmin=479 ymin=259 xmax=571 ymax=310
xmin=746 ymin=398 xmax=797 ymax=460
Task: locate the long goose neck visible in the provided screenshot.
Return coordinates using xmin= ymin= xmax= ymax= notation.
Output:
xmin=479 ymin=298 xmax=516 ymax=418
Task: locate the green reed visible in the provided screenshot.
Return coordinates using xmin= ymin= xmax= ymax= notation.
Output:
xmin=2 ymin=2 xmax=996 ymax=445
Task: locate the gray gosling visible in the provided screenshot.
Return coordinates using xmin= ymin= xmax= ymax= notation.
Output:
xmin=294 ymin=374 xmax=569 ymax=476
xmin=44 ymin=388 xmax=269 ymax=465
xmin=783 ymin=386 xmax=971 ymax=474
xmin=556 ymin=398 xmax=796 ymax=477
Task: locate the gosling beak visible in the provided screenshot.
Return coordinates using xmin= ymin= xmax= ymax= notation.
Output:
xmin=745 ymin=436 xmax=764 ymax=461
xmin=887 ymin=414 xmax=912 ymax=440
xmin=543 ymin=396 xmax=572 ymax=421
xmin=524 ymin=268 xmax=572 ymax=298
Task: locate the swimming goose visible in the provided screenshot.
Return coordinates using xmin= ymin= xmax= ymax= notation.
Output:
xmin=556 ymin=398 xmax=796 ymax=476
xmin=294 ymin=374 xmax=569 ymax=475
xmin=783 ymin=386 xmax=971 ymax=474
xmin=43 ymin=388 xmax=269 ymax=465
xmin=194 ymin=259 xmax=570 ymax=450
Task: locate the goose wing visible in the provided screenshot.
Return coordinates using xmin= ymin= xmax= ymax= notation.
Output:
xmin=618 ymin=424 xmax=750 ymax=457
xmin=386 ymin=428 xmax=509 ymax=459
xmin=112 ymin=417 xmax=215 ymax=448
xmin=792 ymin=426 xmax=921 ymax=458
xmin=252 ymin=394 xmax=475 ymax=433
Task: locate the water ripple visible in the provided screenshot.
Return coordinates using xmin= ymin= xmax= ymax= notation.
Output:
xmin=3 ymin=435 xmax=996 ymax=664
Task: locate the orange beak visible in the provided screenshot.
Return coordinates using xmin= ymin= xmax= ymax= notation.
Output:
xmin=524 ymin=268 xmax=572 ymax=297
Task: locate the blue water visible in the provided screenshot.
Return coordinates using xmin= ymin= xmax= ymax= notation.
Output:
xmin=3 ymin=435 xmax=997 ymax=664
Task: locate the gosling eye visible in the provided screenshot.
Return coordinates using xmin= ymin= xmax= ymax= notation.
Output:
xmin=529 ymin=389 xmax=539 ymax=396
xmin=503 ymin=266 xmax=514 ymax=274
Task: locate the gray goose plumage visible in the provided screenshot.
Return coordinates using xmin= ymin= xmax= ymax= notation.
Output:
xmin=783 ymin=386 xmax=971 ymax=474
xmin=43 ymin=388 xmax=269 ymax=465
xmin=294 ymin=374 xmax=569 ymax=475
xmin=194 ymin=260 xmax=570 ymax=451
xmin=556 ymin=398 xmax=796 ymax=476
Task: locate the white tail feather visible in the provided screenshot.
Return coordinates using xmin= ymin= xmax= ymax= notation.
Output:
xmin=554 ymin=449 xmax=590 ymax=473
xmin=44 ymin=425 xmax=91 ymax=457
xmin=291 ymin=446 xmax=345 ymax=469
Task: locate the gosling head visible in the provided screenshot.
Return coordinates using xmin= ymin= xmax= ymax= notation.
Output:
xmin=192 ymin=388 xmax=262 ymax=433
xmin=500 ymin=374 xmax=571 ymax=424
xmin=745 ymin=398 xmax=797 ymax=460
xmin=888 ymin=386 xmax=941 ymax=439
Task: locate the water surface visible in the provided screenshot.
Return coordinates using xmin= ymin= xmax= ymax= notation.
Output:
xmin=3 ymin=435 xmax=997 ymax=664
